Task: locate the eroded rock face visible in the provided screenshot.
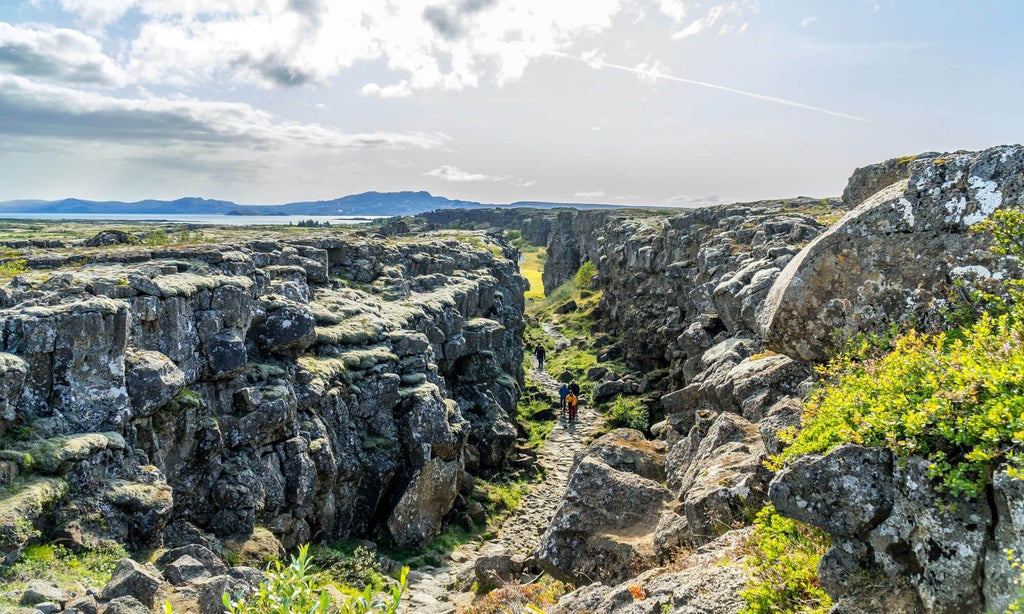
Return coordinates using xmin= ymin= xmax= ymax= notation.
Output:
xmin=762 ymin=145 xmax=1024 ymax=362
xmin=769 ymin=445 xmax=1022 ymax=613
xmin=0 ymin=230 xmax=526 ymax=557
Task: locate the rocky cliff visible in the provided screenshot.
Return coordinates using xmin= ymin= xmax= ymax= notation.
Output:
xmin=425 ymin=144 xmax=1024 ymax=613
xmin=0 ymin=229 xmax=526 ymax=573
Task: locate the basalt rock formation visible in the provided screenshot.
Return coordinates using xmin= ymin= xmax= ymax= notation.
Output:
xmin=426 ymin=144 xmax=1024 ymax=613
xmin=0 ymin=229 xmax=526 ymax=584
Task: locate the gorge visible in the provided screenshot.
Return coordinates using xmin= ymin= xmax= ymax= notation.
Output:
xmin=1 ymin=144 xmax=1023 ymax=613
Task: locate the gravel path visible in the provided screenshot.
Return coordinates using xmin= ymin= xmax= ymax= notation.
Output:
xmin=400 ymin=347 xmax=603 ymax=613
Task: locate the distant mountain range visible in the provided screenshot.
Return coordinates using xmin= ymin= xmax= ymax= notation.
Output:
xmin=0 ymin=191 xmax=630 ymax=217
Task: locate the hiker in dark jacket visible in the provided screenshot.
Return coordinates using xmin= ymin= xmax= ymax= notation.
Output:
xmin=569 ymin=380 xmax=580 ymax=397
xmin=535 ymin=344 xmax=546 ymax=370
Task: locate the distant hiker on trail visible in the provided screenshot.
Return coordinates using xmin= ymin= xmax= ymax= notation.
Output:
xmin=558 ymin=382 xmax=570 ymax=415
xmin=569 ymin=380 xmax=580 ymax=398
xmin=566 ymin=390 xmax=578 ymax=422
xmin=535 ymin=344 xmax=546 ymax=370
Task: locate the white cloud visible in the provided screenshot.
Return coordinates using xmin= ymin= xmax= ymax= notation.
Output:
xmin=800 ymin=16 xmax=816 ymax=28
xmin=53 ymin=0 xmax=138 ymax=28
xmin=672 ymin=3 xmax=743 ymax=40
xmin=424 ymin=164 xmax=499 ymax=182
xmin=0 ymin=74 xmax=447 ymax=149
xmin=48 ymin=0 xmax=628 ymax=95
xmin=0 ymin=22 xmax=125 ymax=85
xmin=517 ymin=179 xmax=537 ymax=187
xmin=361 ymin=81 xmax=413 ymax=98
xmin=669 ymin=193 xmax=722 ymax=205
xmin=574 ymin=190 xmax=605 ymax=198
xmin=654 ymin=0 xmax=687 ymax=22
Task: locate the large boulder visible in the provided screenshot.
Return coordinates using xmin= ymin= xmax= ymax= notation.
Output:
xmin=537 ymin=455 xmax=673 ymax=585
xmin=386 ymin=456 xmax=460 ymax=548
xmin=125 ymin=349 xmax=185 ymax=418
xmin=769 ymin=444 xmax=894 ymax=538
xmin=762 ymin=145 xmax=1024 ymax=362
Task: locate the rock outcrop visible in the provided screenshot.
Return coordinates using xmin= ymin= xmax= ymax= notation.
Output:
xmin=0 ymin=229 xmax=526 ymax=566
xmin=762 ymin=145 xmax=1024 ymax=361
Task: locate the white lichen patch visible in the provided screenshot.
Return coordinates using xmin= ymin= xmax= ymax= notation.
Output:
xmin=951 ymin=265 xmax=1000 ymax=280
xmin=944 ymin=196 xmax=968 ymax=223
xmin=963 ymin=175 xmax=1004 ymax=225
xmin=898 ymin=197 xmax=916 ymax=227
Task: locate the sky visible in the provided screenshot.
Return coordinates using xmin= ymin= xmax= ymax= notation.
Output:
xmin=0 ymin=1 xmax=1022 ymax=207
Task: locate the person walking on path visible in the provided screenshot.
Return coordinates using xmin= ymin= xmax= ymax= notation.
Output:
xmin=566 ymin=390 xmax=578 ymax=422
xmin=535 ymin=344 xmax=547 ymax=370
xmin=569 ymin=379 xmax=580 ymax=398
xmin=558 ymin=382 xmax=570 ymax=417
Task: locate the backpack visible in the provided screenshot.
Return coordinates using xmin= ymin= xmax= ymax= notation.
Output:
xmin=566 ymin=392 xmax=577 ymax=407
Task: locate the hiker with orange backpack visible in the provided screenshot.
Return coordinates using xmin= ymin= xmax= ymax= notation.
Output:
xmin=566 ymin=389 xmax=578 ymax=422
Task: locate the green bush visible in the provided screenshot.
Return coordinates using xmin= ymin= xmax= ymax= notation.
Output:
xmin=739 ymin=505 xmax=832 ymax=614
xmin=772 ymin=309 xmax=1024 ymax=497
xmin=224 ymin=544 xmax=407 ymax=614
xmin=604 ymin=395 xmax=648 ymax=431
xmin=574 ymin=260 xmax=597 ymax=289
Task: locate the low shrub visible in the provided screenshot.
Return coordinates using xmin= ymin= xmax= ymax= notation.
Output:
xmin=604 ymin=396 xmax=648 ymax=431
xmin=223 ymin=544 xmax=408 ymax=614
xmin=739 ymin=505 xmax=832 ymax=614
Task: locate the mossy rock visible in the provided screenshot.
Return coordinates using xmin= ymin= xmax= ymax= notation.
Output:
xmin=0 ymin=477 xmax=68 ymax=563
xmin=223 ymin=526 xmax=285 ymax=568
xmin=25 ymin=432 xmax=124 ymax=474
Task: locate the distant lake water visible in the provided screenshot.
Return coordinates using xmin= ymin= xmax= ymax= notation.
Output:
xmin=0 ymin=213 xmax=381 ymax=225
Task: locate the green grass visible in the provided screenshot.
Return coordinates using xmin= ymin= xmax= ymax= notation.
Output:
xmin=518 ymin=393 xmax=556 ymax=449
xmin=0 ymin=542 xmax=127 ymax=607
xmin=739 ymin=506 xmax=832 ymax=614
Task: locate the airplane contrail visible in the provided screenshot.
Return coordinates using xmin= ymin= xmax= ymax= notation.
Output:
xmin=548 ymin=52 xmax=869 ymax=123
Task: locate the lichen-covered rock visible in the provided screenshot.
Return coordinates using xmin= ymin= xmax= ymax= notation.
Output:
xmin=985 ymin=468 xmax=1024 ymax=614
xmin=769 ymin=444 xmax=894 ymax=538
xmin=101 ymin=558 xmax=163 ymax=607
xmin=762 ymin=145 xmax=1024 ymax=362
xmin=0 ymin=352 xmax=28 ymax=425
xmin=252 ymin=302 xmax=317 ymax=356
xmin=387 ymin=456 xmax=460 ymax=548
xmin=125 ymin=349 xmax=185 ymax=418
xmin=551 ymin=528 xmax=751 ymax=614
xmin=1 ymin=298 xmax=130 ymax=433
xmin=537 ymin=455 xmax=673 ymax=585
xmin=670 ymin=412 xmax=770 ymax=545
xmin=770 ymin=447 xmax=1008 ymax=613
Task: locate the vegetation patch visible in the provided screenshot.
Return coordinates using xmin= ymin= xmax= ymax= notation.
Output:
xmin=601 ymin=395 xmax=649 ymax=431
xmin=739 ymin=505 xmax=832 ymax=614
xmin=223 ymin=544 xmax=408 ymax=614
xmin=463 ymin=579 xmax=567 ymax=614
xmin=0 ymin=542 xmax=127 ymax=607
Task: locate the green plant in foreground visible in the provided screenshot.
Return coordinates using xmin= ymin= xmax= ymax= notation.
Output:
xmin=223 ymin=544 xmax=407 ymax=614
xmin=739 ymin=505 xmax=832 ymax=614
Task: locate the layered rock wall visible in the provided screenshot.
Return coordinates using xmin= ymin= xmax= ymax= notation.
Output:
xmin=0 ymin=230 xmax=526 ymax=563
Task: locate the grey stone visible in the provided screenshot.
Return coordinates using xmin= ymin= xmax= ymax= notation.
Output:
xmin=101 ymin=558 xmax=163 ymax=607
